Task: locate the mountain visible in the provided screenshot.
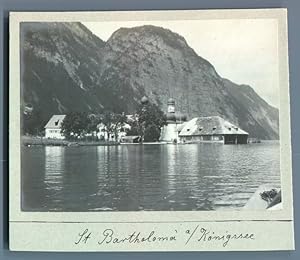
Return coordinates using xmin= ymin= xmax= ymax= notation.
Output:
xmin=21 ymin=23 xmax=279 ymax=139
xmin=21 ymin=22 xmax=107 ymax=132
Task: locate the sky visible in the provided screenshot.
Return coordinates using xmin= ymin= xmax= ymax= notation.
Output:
xmin=83 ymin=19 xmax=279 ymax=108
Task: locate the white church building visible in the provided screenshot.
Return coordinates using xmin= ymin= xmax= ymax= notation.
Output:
xmin=159 ymin=98 xmax=248 ymax=144
xmin=160 ymin=98 xmax=187 ymax=143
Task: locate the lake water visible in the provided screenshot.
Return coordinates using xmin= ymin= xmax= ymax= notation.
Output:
xmin=21 ymin=142 xmax=281 ymax=211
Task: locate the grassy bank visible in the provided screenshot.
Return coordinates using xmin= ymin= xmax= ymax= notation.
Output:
xmin=22 ymin=136 xmax=119 ymax=146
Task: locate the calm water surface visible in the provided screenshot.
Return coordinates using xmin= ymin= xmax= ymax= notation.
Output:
xmin=22 ymin=142 xmax=280 ymax=211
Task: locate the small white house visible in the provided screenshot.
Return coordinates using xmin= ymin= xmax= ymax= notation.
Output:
xmin=44 ymin=115 xmax=66 ymax=139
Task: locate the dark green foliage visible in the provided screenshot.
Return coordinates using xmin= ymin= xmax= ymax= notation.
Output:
xmin=61 ymin=112 xmax=89 ymax=140
xmin=129 ymin=101 xmax=167 ymax=142
xmin=85 ymin=114 xmax=99 ymax=131
xmin=126 ymin=120 xmax=140 ymax=136
xmin=144 ymin=124 xmax=161 ymax=142
xmin=60 ymin=111 xmax=127 ymax=141
xmin=99 ymin=111 xmax=127 ymax=141
xmin=22 ymin=109 xmax=47 ymax=136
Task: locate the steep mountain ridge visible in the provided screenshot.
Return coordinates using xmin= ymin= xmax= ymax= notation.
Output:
xmin=21 ymin=23 xmax=279 ymax=139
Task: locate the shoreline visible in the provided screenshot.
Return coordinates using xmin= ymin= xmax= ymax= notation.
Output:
xmin=22 ymin=136 xmax=279 ymax=147
xmin=22 ymin=136 xmax=120 ymax=147
xmin=22 ymin=136 xmax=165 ymax=147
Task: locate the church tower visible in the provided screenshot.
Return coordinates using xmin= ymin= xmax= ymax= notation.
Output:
xmin=167 ymin=98 xmax=175 ymax=113
xmin=160 ymin=98 xmax=187 ymax=143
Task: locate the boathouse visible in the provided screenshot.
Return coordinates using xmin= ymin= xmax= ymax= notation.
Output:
xmin=178 ymin=116 xmax=248 ymax=144
xmin=44 ymin=114 xmax=66 ymax=139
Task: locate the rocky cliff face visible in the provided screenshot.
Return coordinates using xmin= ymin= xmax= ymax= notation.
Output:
xmin=21 ymin=22 xmax=105 ymax=132
xmin=21 ymin=23 xmax=279 ymax=139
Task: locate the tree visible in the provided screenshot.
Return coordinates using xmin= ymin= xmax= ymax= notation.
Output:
xmin=86 ymin=114 xmax=102 ymax=140
xmin=99 ymin=111 xmax=127 ymax=141
xmin=144 ymin=123 xmax=161 ymax=142
xmin=129 ymin=100 xmax=167 ymax=142
xmin=61 ymin=112 xmax=89 ymax=140
xmin=126 ymin=116 xmax=140 ymax=136
xmin=22 ymin=108 xmax=46 ymax=136
xmin=112 ymin=113 xmax=127 ymax=141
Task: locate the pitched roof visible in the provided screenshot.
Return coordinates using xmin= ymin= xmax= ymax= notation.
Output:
xmin=44 ymin=115 xmax=66 ymax=129
xmin=176 ymin=122 xmax=187 ymax=132
xmin=179 ymin=116 xmax=248 ymax=136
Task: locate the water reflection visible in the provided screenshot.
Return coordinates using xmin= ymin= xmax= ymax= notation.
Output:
xmin=62 ymin=147 xmax=99 ymax=211
xmin=44 ymin=146 xmax=64 ymax=195
xmin=21 ymin=142 xmax=281 ymax=211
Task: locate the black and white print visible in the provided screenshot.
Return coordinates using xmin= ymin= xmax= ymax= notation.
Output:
xmin=20 ymin=18 xmax=282 ymax=212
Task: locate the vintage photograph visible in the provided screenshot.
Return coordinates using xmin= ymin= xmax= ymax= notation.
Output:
xmin=20 ymin=18 xmax=282 ymax=212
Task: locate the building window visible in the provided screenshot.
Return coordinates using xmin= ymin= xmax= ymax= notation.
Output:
xmin=49 ymin=129 xmax=60 ymax=134
xmin=187 ymin=129 xmax=190 ymax=131
xmin=228 ymin=127 xmax=231 ymax=131
xmin=212 ymin=127 xmax=216 ymax=130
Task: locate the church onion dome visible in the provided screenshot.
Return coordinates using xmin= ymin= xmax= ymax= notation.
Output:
xmin=175 ymin=113 xmax=187 ymax=122
xmin=167 ymin=113 xmax=176 ymax=122
xmin=141 ymin=96 xmax=149 ymax=105
xmin=167 ymin=98 xmax=175 ymax=105
xmin=167 ymin=112 xmax=187 ymax=122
